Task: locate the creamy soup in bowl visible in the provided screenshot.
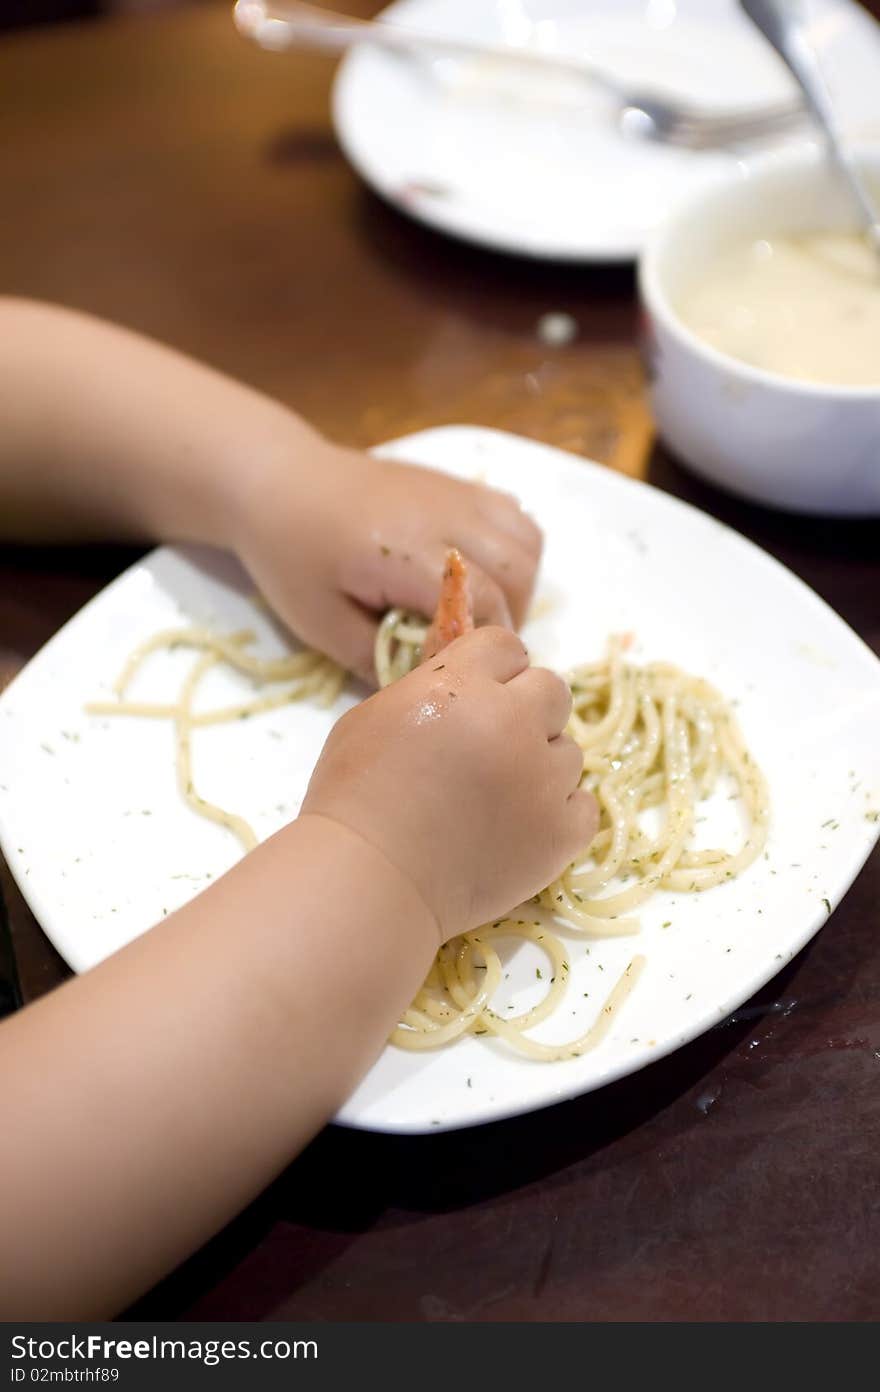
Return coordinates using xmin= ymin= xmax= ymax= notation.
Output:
xmin=677 ymin=232 xmax=880 ymax=388
xmin=639 ymin=146 xmax=880 ymax=516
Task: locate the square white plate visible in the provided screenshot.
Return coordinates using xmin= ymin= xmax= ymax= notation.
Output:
xmin=1 ymin=426 xmax=878 ymax=1131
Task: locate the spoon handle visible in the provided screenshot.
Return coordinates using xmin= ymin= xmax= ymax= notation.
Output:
xmin=740 ymin=0 xmax=880 ymax=256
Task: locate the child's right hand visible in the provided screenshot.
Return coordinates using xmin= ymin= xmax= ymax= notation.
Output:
xmin=301 ymin=626 xmax=598 ymax=944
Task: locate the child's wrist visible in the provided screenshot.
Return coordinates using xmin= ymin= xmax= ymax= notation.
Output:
xmin=220 ymin=407 xmax=337 ymax=556
xmin=292 ymin=812 xmax=441 ymax=953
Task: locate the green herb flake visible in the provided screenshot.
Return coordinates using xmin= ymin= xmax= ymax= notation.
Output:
xmin=822 ymin=897 xmax=831 ymax=914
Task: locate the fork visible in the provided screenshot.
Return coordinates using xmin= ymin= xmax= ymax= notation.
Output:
xmin=233 ymin=0 xmax=806 ymax=149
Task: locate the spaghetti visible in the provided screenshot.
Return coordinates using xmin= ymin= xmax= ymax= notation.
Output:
xmin=87 ymin=614 xmax=768 ymax=1063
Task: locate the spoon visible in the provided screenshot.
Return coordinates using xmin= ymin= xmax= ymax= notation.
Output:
xmin=740 ymin=0 xmax=880 ymax=258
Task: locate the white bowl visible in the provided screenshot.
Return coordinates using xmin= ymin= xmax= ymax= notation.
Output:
xmin=639 ymin=146 xmax=880 ymax=516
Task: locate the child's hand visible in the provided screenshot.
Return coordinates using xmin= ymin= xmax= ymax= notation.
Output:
xmin=301 ymin=626 xmax=597 ymax=943
xmin=235 ymin=442 xmax=542 ymax=684
xmin=0 ymin=305 xmax=538 ymax=686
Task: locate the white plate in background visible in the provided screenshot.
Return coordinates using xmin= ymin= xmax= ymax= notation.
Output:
xmin=0 ymin=425 xmax=878 ymax=1131
xmin=332 ymin=0 xmax=880 ymax=260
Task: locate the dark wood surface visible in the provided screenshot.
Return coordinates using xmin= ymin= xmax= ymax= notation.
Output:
xmin=1 ymin=1 xmax=878 ymax=1322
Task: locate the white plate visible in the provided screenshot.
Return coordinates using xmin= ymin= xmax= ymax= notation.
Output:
xmin=1 ymin=426 xmax=879 ymax=1133
xmin=332 ymin=0 xmax=880 ymax=261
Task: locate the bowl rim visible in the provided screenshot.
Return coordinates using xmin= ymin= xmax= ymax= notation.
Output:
xmin=638 ymin=142 xmax=880 ymax=403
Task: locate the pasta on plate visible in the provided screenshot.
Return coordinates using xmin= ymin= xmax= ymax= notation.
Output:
xmin=87 ymin=612 xmax=769 ymax=1062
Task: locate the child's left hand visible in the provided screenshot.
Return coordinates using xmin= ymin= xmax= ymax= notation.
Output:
xmin=234 ymin=439 xmax=543 ymax=684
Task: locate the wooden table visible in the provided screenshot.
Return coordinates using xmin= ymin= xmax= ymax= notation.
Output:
xmin=1 ymin=1 xmax=879 ymax=1322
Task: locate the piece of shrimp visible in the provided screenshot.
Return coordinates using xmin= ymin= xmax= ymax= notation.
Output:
xmin=421 ymin=548 xmax=474 ymax=661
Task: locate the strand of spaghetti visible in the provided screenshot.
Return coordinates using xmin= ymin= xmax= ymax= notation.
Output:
xmin=175 ymin=650 xmax=258 ymax=853
xmin=114 ymin=627 xmax=251 ymax=695
xmin=572 ymin=700 xmax=697 ymax=917
xmin=479 ymin=956 xmax=646 ymax=1061
xmin=660 ymin=711 xmax=769 ymax=889
xmin=85 ymin=699 xmax=180 ymax=720
xmin=476 ymin=923 xmax=569 ymax=1031
xmin=390 ymin=620 xmax=430 ymax=647
xmin=398 ymin=925 xmax=569 ymax=1047
xmin=316 ymin=662 xmax=347 ymax=708
xmin=191 ymin=666 xmax=337 ymax=725
xmin=374 ymin=609 xmax=421 ymax=689
xmin=86 ymin=678 xmax=326 ymax=725
xmin=390 ymin=938 xmax=503 ymax=1049
xmin=114 ymin=626 xmax=319 ymax=696
xmin=541 ymin=878 xmax=640 ymax=936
